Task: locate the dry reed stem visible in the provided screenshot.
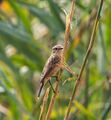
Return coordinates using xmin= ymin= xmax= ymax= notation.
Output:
xmin=39 ymin=88 xmax=50 ymax=120
xmin=62 ymin=0 xmax=76 ymax=62
xmin=45 ymin=73 xmax=61 ymax=120
xmin=44 ymin=0 xmax=76 ymax=119
xmin=64 ymin=0 xmax=104 ymax=120
xmin=45 ymin=1 xmax=76 ymax=119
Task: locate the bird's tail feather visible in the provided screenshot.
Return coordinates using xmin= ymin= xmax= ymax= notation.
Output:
xmin=37 ymin=82 xmax=44 ymax=98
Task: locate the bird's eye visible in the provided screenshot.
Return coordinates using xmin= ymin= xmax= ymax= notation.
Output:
xmin=55 ymin=48 xmax=57 ymax=50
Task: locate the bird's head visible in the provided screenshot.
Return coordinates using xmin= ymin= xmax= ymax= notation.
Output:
xmin=52 ymin=44 xmax=63 ymax=55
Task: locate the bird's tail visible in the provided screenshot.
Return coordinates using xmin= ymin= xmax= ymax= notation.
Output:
xmin=37 ymin=82 xmax=44 ymax=98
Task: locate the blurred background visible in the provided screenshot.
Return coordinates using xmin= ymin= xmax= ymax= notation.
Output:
xmin=0 ymin=0 xmax=111 ymax=120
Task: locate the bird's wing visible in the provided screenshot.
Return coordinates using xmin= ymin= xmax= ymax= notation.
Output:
xmin=40 ymin=55 xmax=61 ymax=83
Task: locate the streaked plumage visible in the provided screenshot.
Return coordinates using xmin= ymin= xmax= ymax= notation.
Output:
xmin=37 ymin=44 xmax=63 ymax=97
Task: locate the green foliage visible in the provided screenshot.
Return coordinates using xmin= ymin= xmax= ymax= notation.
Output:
xmin=0 ymin=0 xmax=111 ymax=120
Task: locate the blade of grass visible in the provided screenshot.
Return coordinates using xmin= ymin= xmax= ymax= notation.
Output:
xmin=0 ymin=22 xmax=32 ymax=43
xmin=47 ymin=0 xmax=65 ymax=30
xmin=0 ymin=53 xmax=18 ymax=72
xmin=8 ymin=0 xmax=32 ymax=34
xmin=18 ymin=2 xmax=63 ymax=34
xmin=74 ymin=101 xmax=96 ymax=120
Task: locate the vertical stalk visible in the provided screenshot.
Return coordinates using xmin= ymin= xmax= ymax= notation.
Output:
xmin=45 ymin=0 xmax=76 ymax=119
xmin=45 ymin=72 xmax=61 ymax=120
xmin=39 ymin=88 xmax=50 ymax=120
xmin=64 ymin=0 xmax=104 ymax=119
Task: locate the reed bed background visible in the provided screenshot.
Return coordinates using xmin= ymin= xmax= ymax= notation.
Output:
xmin=0 ymin=0 xmax=111 ymax=120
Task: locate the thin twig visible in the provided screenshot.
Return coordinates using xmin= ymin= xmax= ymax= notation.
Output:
xmin=64 ymin=0 xmax=104 ymax=120
xmin=48 ymin=80 xmax=55 ymax=94
xmin=84 ymin=63 xmax=89 ymax=108
xmin=62 ymin=63 xmax=77 ymax=76
xmin=45 ymin=72 xmax=61 ymax=120
xmin=84 ymin=62 xmax=90 ymax=120
xmin=39 ymin=88 xmax=50 ymax=120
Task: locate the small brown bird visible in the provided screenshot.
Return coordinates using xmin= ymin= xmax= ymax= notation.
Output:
xmin=37 ymin=44 xmax=63 ymax=97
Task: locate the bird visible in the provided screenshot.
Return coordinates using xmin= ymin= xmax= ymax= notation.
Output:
xmin=37 ymin=44 xmax=63 ymax=98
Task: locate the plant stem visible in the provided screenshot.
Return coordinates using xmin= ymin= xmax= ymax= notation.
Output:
xmin=84 ymin=62 xmax=90 ymax=120
xmin=45 ymin=72 xmax=61 ymax=120
xmin=39 ymin=88 xmax=49 ymax=120
xmin=64 ymin=0 xmax=104 ymax=120
xmin=45 ymin=0 xmax=76 ymax=119
xmin=63 ymin=0 xmax=76 ymax=62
